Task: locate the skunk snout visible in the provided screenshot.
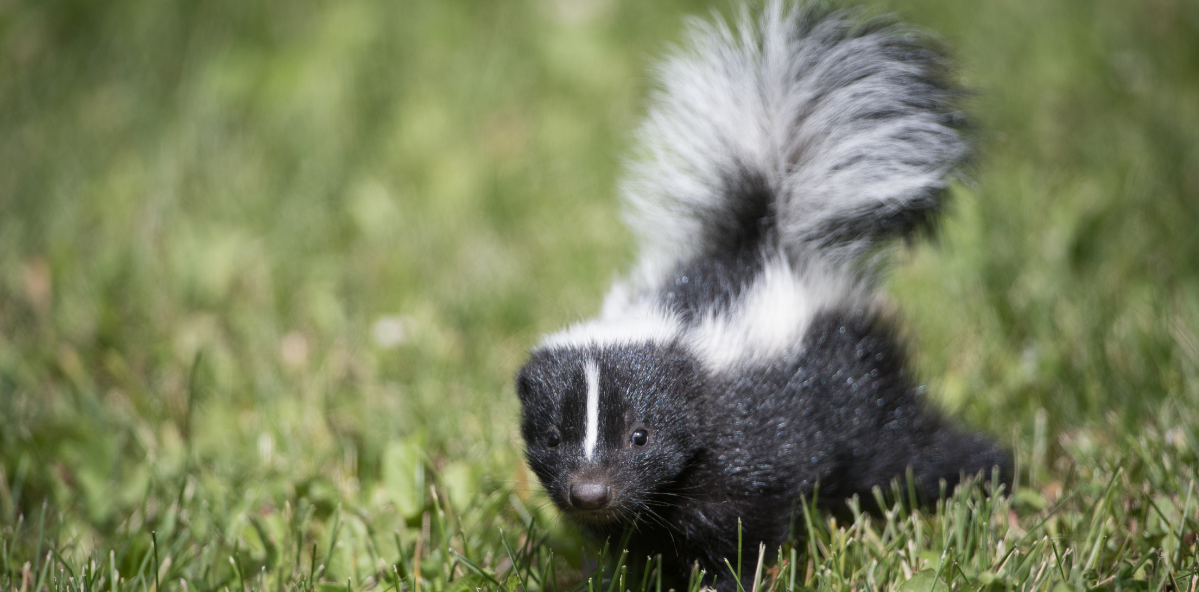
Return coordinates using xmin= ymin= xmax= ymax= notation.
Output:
xmin=568 ymin=480 xmax=612 ymax=509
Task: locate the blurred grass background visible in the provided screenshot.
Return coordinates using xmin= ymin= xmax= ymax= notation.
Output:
xmin=1 ymin=0 xmax=1198 ymax=589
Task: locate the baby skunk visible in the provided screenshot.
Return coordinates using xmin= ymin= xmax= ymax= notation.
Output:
xmin=516 ymin=2 xmax=1009 ymax=589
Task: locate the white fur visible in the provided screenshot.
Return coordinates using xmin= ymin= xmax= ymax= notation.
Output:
xmin=623 ymin=1 xmax=965 ymax=274
xmin=583 ymin=359 xmax=600 ymax=460
xmin=538 ymin=289 xmax=681 ymax=350
xmin=540 ymin=258 xmax=862 ymax=371
xmin=685 ymin=258 xmax=861 ymax=370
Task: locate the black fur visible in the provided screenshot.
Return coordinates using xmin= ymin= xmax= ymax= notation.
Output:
xmin=517 ymin=313 xmax=1007 ymax=590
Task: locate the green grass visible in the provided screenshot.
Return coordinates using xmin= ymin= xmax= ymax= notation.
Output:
xmin=2 ymin=0 xmax=1198 ymax=590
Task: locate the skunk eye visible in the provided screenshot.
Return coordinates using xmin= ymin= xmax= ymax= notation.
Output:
xmin=630 ymin=429 xmax=649 ymax=446
xmin=546 ymin=433 xmax=560 ymax=447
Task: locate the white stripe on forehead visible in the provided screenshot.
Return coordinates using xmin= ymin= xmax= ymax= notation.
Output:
xmin=583 ymin=359 xmax=600 ymax=460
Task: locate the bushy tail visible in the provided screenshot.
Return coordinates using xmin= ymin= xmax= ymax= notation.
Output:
xmin=623 ymin=1 xmax=968 ymax=273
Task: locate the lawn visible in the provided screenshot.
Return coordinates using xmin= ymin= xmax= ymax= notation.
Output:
xmin=1 ymin=0 xmax=1198 ymax=590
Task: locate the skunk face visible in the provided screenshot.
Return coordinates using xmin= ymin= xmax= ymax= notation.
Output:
xmin=516 ymin=343 xmax=701 ymax=524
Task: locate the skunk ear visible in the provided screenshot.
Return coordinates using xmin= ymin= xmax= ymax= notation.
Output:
xmin=514 ymin=365 xmax=536 ymax=404
xmin=660 ymin=347 xmax=703 ymax=397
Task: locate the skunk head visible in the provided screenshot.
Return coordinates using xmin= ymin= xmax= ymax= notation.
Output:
xmin=516 ymin=343 xmax=701 ymax=525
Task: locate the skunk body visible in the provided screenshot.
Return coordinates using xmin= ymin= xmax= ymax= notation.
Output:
xmin=516 ymin=3 xmax=1008 ymax=589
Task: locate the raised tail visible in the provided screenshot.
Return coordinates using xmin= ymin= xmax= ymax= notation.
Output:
xmin=622 ymin=1 xmax=969 ymax=274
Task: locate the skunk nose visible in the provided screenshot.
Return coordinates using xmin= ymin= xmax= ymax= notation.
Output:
xmin=569 ymin=481 xmax=611 ymax=509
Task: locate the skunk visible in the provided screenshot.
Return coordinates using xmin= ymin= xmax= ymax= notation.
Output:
xmin=515 ymin=2 xmax=1009 ymax=589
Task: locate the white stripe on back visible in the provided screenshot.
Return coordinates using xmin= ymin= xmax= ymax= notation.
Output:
xmin=684 ymin=256 xmax=860 ymax=370
xmin=583 ymin=359 xmax=600 ymax=460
